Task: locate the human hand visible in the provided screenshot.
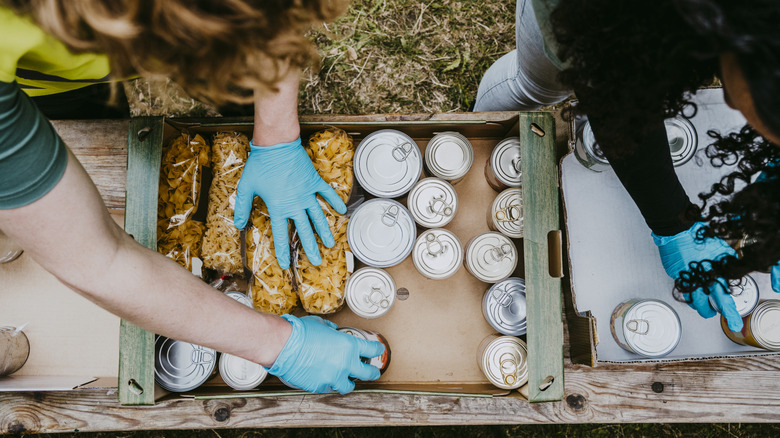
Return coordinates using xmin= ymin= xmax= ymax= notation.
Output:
xmin=652 ymin=222 xmax=742 ymax=331
xmin=266 ymin=315 xmax=385 ymax=394
xmin=233 ymin=138 xmax=347 ymax=269
xmin=772 ymin=262 xmax=779 ymax=293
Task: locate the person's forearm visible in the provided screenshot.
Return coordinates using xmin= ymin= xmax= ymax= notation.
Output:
xmin=252 ymin=68 xmax=301 ymax=146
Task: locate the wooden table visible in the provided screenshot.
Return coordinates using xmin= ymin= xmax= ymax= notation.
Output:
xmin=2 ymin=118 xmax=779 ymax=433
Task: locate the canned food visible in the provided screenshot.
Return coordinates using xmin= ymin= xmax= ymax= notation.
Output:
xmin=345 ymin=267 xmax=397 ymax=319
xmin=406 ymin=178 xmax=458 ymax=228
xmin=484 ymin=137 xmax=522 ymax=191
xmin=424 ymin=131 xmax=474 ymax=184
xmin=0 ymin=326 xmax=30 ymax=376
xmin=476 ymin=334 xmax=528 ymax=390
xmin=218 ymin=352 xmax=268 ymax=391
xmin=708 ymin=275 xmax=760 ymax=317
xmin=665 ymin=116 xmax=697 ymax=167
xmin=0 ymin=229 xmax=23 ymax=264
xmin=488 ymin=188 xmax=522 ymax=238
xmin=337 ymin=327 xmax=391 ymax=374
xmin=347 ymin=198 xmax=416 ymax=268
xmin=154 ymin=335 xmax=217 ymax=392
xmin=225 ymin=291 xmax=253 ymax=308
xmin=722 ymin=300 xmax=780 ymax=351
xmin=573 ymin=120 xmax=611 ymax=172
xmin=482 ymin=278 xmax=527 ymax=336
xmin=464 ymin=232 xmax=518 ymax=283
xmin=610 ymin=299 xmax=681 ymax=358
xmin=354 ymin=129 xmax=423 ymax=198
xmin=412 ymin=228 xmax=463 ymax=280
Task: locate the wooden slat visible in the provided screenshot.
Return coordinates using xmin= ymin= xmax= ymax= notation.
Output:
xmin=117 ymin=117 xmax=165 ymax=406
xmin=520 ymin=113 xmax=565 ymax=402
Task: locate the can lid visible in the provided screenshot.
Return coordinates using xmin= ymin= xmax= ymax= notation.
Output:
xmin=581 ymin=122 xmax=610 ymax=165
xmin=347 ymin=198 xmax=416 ymax=268
xmin=622 ymin=300 xmax=681 ymax=358
xmin=481 ymin=336 xmax=528 ymax=390
xmin=218 ymin=353 xmax=268 ymax=391
xmin=709 ymin=275 xmax=760 ymax=317
xmin=407 ymin=178 xmax=458 ymax=228
xmin=412 ymin=228 xmax=463 ymax=280
xmin=751 ymin=300 xmax=780 ymax=350
xmin=345 ymin=267 xmax=397 ymax=318
xmin=225 ymin=291 xmax=253 ymax=308
xmin=354 ymin=129 xmax=422 ymax=198
xmin=491 ymin=188 xmax=523 ymax=238
xmin=337 ymin=326 xmax=368 ymax=340
xmin=154 ymin=336 xmax=217 ymax=392
xmin=483 ymin=278 xmax=527 ymax=336
xmin=465 ymin=232 xmax=518 ymax=283
xmin=665 ymin=116 xmax=697 ymax=167
xmin=490 ymin=137 xmax=522 ymax=187
xmin=425 ymin=132 xmax=474 ymax=180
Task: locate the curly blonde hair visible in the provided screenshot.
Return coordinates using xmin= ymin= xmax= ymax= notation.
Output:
xmin=5 ymin=0 xmax=348 ymax=104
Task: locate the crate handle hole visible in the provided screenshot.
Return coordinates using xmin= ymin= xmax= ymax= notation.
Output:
xmin=127 ymin=379 xmax=144 ymax=395
xmin=538 ymin=375 xmax=555 ymax=391
xmin=137 ymin=127 xmax=152 ymax=141
xmin=530 ymin=123 xmax=545 ymax=137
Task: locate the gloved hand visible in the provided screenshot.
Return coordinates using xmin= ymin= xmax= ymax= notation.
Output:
xmin=772 ymin=262 xmax=780 ymax=293
xmin=266 ymin=315 xmax=385 ymax=394
xmin=234 ymin=138 xmax=347 ymax=269
xmin=652 ymin=222 xmax=743 ymax=332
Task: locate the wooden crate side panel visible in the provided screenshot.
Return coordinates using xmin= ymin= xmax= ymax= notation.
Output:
xmin=118 ymin=117 xmax=165 ymax=405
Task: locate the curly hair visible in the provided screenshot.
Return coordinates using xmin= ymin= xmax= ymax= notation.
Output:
xmin=3 ymin=0 xmax=348 ymax=105
xmin=551 ymin=0 xmax=780 ymax=297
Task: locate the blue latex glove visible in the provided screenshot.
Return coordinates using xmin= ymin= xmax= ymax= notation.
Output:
xmin=266 ymin=315 xmax=385 ymax=394
xmin=772 ymin=262 xmax=780 ymax=293
xmin=234 ymin=138 xmax=347 ymax=269
xmin=652 ymin=222 xmax=743 ymax=332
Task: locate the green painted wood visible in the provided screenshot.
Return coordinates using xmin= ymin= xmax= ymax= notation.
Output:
xmin=519 ymin=113 xmax=565 ymax=402
xmin=118 ymin=117 xmax=165 ymax=405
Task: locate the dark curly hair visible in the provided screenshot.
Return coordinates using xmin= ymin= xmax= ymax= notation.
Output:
xmin=551 ymin=0 xmax=780 ymax=297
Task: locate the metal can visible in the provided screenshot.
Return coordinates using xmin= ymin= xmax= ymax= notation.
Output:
xmin=573 ymin=120 xmax=611 ymax=172
xmin=464 ymin=232 xmax=518 ymax=283
xmin=225 ymin=290 xmax=253 ymax=308
xmin=345 ymin=267 xmax=397 ymax=319
xmin=0 ymin=229 xmax=23 ymax=264
xmin=154 ymin=335 xmax=217 ymax=392
xmin=484 ymin=137 xmax=522 ymax=191
xmin=406 ymin=178 xmax=458 ymax=228
xmin=337 ymin=327 xmax=391 ymax=374
xmin=476 ymin=334 xmax=528 ymax=390
xmin=665 ymin=116 xmax=698 ymax=167
xmin=218 ymin=353 xmax=268 ymax=391
xmin=722 ymin=300 xmax=780 ymax=351
xmin=610 ymin=299 xmax=682 ymax=358
xmin=708 ymin=275 xmax=760 ymax=317
xmin=347 ymin=198 xmax=416 ymax=268
xmin=0 ymin=326 xmax=30 ymax=376
xmin=488 ymin=188 xmax=522 ymax=238
xmin=412 ymin=228 xmax=463 ymax=280
xmin=424 ymin=131 xmax=474 ymax=184
xmin=482 ymin=278 xmax=527 ymax=336
xmin=354 ymin=129 xmax=423 ymax=198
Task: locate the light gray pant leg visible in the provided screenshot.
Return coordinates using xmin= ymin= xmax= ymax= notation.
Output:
xmin=474 ymin=0 xmax=571 ymax=111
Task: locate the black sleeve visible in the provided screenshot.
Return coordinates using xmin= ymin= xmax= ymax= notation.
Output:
xmin=586 ymin=114 xmax=695 ymax=236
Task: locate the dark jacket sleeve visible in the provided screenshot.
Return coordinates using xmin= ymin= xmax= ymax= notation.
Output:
xmin=0 ymin=81 xmax=67 ymax=209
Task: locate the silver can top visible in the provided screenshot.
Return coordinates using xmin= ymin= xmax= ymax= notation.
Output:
xmin=407 ymin=178 xmax=458 ymax=228
xmin=750 ymin=300 xmax=780 ymax=351
xmin=465 ymin=232 xmax=518 ymax=283
xmin=480 ymin=336 xmax=528 ymax=390
xmin=354 ymin=129 xmax=422 ymax=198
xmin=580 ymin=122 xmax=610 ymax=166
xmin=709 ymin=275 xmax=760 ymax=317
xmin=665 ymin=116 xmax=698 ymax=167
xmin=412 ymin=228 xmax=463 ymax=280
xmin=218 ymin=353 xmax=268 ymax=391
xmin=425 ymin=131 xmax=474 ymax=181
xmin=225 ymin=291 xmax=253 ymax=308
xmin=347 ymin=198 xmax=416 ymax=268
xmin=483 ymin=278 xmax=527 ymax=336
xmin=345 ymin=267 xmax=397 ymax=319
xmin=154 ymin=335 xmax=217 ymax=392
xmin=490 ymin=137 xmax=522 ymax=188
xmin=621 ymin=300 xmax=681 ymax=358
xmin=490 ymin=188 xmax=523 ymax=238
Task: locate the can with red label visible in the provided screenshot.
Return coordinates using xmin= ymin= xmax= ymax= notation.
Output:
xmin=337 ymin=326 xmax=391 ymax=375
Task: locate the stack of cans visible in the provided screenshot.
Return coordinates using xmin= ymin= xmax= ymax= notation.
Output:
xmin=424 ymin=131 xmax=474 ymax=185
xmin=406 ymin=178 xmax=458 ymax=228
xmin=347 ymin=198 xmax=416 ymax=268
xmin=464 ymin=232 xmax=518 ymax=283
xmin=485 ymin=137 xmax=522 ymax=191
xmin=610 ymin=299 xmax=682 ymax=358
xmin=477 ymin=334 xmax=528 ymax=390
xmin=345 ymin=267 xmax=397 ymax=319
xmin=354 ymin=129 xmax=423 ymax=198
xmin=488 ymin=188 xmax=522 ymax=238
xmin=482 ymin=278 xmax=527 ymax=336
xmin=412 ymin=229 xmax=463 ymax=280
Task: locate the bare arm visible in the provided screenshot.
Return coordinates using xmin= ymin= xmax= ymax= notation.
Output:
xmin=252 ymin=68 xmax=301 ymax=146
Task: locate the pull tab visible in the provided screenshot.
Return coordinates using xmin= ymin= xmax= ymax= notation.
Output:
xmin=627 ymin=319 xmax=650 ymax=335
xmin=511 ymin=156 xmax=522 ymax=173
xmin=392 ymin=142 xmax=414 ymax=162
xmin=486 ymin=243 xmax=513 ymax=264
xmin=492 ymin=287 xmax=514 ymax=308
xmin=366 ymin=286 xmax=390 ymax=309
xmin=191 ymin=347 xmax=215 ymax=365
xmin=729 ymin=278 xmax=745 ymax=296
xmin=381 ymin=204 xmax=400 ymax=227
xmin=424 ymin=233 xmax=446 ymax=257
xmin=495 ymin=203 xmax=521 ymax=223
xmin=499 ymin=353 xmax=518 ymax=385
xmin=428 ymin=196 xmax=454 ymax=217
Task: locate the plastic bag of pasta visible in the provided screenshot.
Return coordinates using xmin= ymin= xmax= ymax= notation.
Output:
xmin=201 ymin=132 xmax=249 ymax=274
xmin=246 ymin=200 xmax=299 ymax=314
xmin=157 ymin=132 xmax=211 ymax=273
